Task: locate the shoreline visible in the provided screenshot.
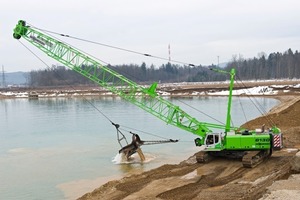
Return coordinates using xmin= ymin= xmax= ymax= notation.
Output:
xmin=77 ymin=94 xmax=300 ymax=200
xmin=57 ymin=174 xmax=123 ymax=200
xmin=2 ymin=83 xmax=299 ymax=199
xmin=1 ymin=79 xmax=299 ymax=99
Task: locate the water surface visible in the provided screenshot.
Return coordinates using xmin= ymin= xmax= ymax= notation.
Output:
xmin=0 ymin=96 xmax=278 ymax=199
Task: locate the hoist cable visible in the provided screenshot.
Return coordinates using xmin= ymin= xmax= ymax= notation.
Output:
xmin=235 ymin=75 xmax=275 ymax=126
xmin=30 ymin=25 xmax=155 ymax=87
xmin=119 ymin=125 xmax=173 ymax=140
xmin=18 ymin=40 xmax=114 ymax=123
xmin=236 ymin=76 xmax=268 ymax=115
xmin=18 ymin=40 xmax=179 ymax=142
xmin=26 ymin=23 xmax=248 ymax=128
xmin=237 ymin=96 xmax=248 ymax=127
xmin=28 ymin=24 xmax=197 ymax=67
xmin=175 ymin=98 xmax=225 ymax=125
xmin=23 ymin=22 xmax=237 ymax=137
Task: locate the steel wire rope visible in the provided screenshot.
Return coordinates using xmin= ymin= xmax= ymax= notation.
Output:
xmin=25 ymin=23 xmax=226 ymax=139
xmin=32 ymin=25 xmax=225 ymax=126
xmin=119 ymin=125 xmax=176 ymax=141
xmin=174 ymin=98 xmax=225 ymax=125
xmin=18 ymin=40 xmax=114 ymax=124
xmin=56 ymin=26 xmax=279 ymax=131
xmin=236 ymin=76 xmax=271 ymax=116
xmin=17 ymin=40 xmax=141 ymax=141
xmin=235 ymin=75 xmax=275 ymax=126
xmin=18 ymin=38 xmax=179 ymax=142
xmin=29 ymin=23 xmax=199 ymax=92
xmin=237 ymin=96 xmax=248 ymax=127
xmin=54 ymin=29 xmax=221 ymax=125
xmin=27 ymin=23 xmax=258 ymax=127
xmin=29 ymin=24 xmax=196 ymax=67
xmin=18 ymin=39 xmax=135 ymax=145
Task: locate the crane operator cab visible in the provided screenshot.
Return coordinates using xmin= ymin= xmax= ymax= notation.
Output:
xmin=204 ymin=133 xmax=223 ymax=150
xmin=194 ymin=132 xmax=224 ymax=151
xmin=205 ymin=133 xmax=219 ymax=145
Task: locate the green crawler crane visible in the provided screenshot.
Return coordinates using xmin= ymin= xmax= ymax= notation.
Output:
xmin=13 ymin=20 xmax=283 ymax=167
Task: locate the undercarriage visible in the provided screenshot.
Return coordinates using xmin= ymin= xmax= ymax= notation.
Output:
xmin=196 ymin=149 xmax=272 ymax=168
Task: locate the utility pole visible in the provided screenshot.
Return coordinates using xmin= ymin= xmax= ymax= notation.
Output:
xmin=1 ymin=65 xmax=6 ymax=88
xmin=217 ymin=56 xmax=219 ymax=67
xmin=168 ymin=44 xmax=171 ymax=63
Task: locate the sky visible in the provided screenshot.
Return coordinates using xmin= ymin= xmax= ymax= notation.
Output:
xmin=1 ymin=0 xmax=300 ymax=72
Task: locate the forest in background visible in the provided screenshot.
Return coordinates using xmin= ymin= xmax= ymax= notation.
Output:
xmin=28 ymin=48 xmax=300 ymax=86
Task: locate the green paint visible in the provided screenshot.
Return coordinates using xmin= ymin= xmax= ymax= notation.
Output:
xmin=13 ymin=20 xmax=283 ymax=152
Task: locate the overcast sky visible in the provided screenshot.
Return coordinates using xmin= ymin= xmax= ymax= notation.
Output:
xmin=1 ymin=0 xmax=300 ymax=72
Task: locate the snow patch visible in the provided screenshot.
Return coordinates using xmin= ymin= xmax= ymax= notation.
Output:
xmin=208 ymin=86 xmax=278 ymax=96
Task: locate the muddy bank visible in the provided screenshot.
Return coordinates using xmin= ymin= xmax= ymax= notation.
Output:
xmin=78 ymin=96 xmax=300 ymax=200
xmin=1 ymin=79 xmax=300 ymax=99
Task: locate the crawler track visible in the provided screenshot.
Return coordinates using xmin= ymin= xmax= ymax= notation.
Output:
xmin=195 ymin=151 xmax=213 ymax=163
xmin=242 ymin=150 xmax=271 ymax=168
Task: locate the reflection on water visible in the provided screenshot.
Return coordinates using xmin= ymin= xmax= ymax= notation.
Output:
xmin=0 ymin=96 xmax=279 ymax=200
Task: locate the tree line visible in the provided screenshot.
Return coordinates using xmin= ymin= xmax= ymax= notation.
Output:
xmin=226 ymin=48 xmax=300 ymax=80
xmin=28 ymin=48 xmax=300 ymax=86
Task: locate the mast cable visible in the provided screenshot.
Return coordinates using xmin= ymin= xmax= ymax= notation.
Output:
xmin=24 ymin=22 xmax=241 ymax=135
xmin=18 ymin=40 xmax=178 ymax=141
xmin=235 ymin=75 xmax=275 ymax=126
xmin=119 ymin=125 xmax=173 ymax=140
xmin=175 ymin=99 xmax=225 ymax=125
xmin=237 ymin=96 xmax=248 ymax=127
xmin=32 ymin=25 xmax=224 ymax=126
xmin=28 ymin=24 xmax=197 ymax=67
xmin=18 ymin=40 xmax=114 ymax=123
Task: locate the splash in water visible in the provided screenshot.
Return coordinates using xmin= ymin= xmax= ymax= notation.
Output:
xmin=112 ymin=152 xmax=156 ymax=164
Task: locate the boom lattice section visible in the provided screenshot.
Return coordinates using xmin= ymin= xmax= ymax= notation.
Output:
xmin=13 ymin=20 xmax=229 ymax=139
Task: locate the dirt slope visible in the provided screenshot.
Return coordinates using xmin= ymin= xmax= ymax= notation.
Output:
xmin=243 ymin=96 xmax=300 ymax=148
xmin=78 ymin=96 xmax=300 ymax=200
